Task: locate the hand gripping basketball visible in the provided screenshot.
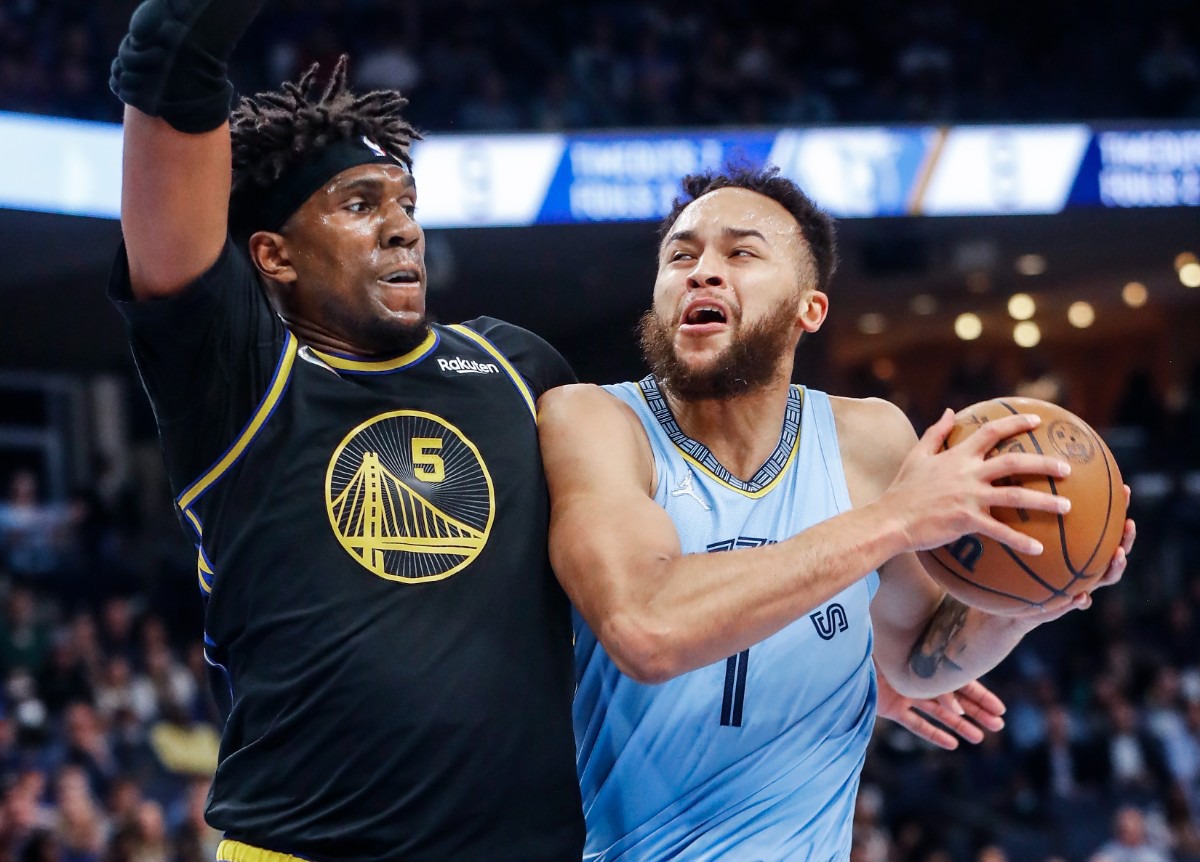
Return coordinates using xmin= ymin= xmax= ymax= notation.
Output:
xmin=884 ymin=408 xmax=1072 ymax=556
xmin=920 ymin=398 xmax=1130 ymax=616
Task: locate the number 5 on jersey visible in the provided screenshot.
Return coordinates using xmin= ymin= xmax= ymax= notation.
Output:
xmin=412 ymin=437 xmax=445 ymax=482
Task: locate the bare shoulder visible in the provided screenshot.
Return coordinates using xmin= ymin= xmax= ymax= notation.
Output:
xmin=539 ymin=383 xmax=641 ymax=430
xmin=829 ymin=396 xmax=919 ymax=503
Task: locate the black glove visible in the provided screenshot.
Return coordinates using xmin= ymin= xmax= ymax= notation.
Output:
xmin=110 ymin=0 xmax=269 ymax=134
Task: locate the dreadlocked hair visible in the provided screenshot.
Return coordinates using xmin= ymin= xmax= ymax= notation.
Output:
xmin=228 ymin=55 xmax=421 ymax=236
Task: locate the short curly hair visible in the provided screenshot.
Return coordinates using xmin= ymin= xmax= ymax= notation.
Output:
xmin=228 ymin=56 xmax=421 ymax=237
xmin=659 ymin=165 xmax=838 ymax=293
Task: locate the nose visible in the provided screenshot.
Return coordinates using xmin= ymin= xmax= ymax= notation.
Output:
xmin=686 ymin=251 xmax=726 ymax=290
xmin=381 ymin=201 xmax=421 ymax=248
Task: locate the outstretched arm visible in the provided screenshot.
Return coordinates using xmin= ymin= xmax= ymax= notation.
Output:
xmin=539 ymin=387 xmax=1073 ymax=685
xmin=113 ymin=0 xmax=268 ymax=299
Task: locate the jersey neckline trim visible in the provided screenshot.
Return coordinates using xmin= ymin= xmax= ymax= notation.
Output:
xmin=309 ymin=329 xmax=439 ymax=373
xmin=637 ymin=375 xmax=803 ymax=498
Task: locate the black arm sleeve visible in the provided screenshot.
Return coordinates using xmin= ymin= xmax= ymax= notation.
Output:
xmin=110 ymin=0 xmax=269 ymax=133
xmin=109 ymin=239 xmax=287 ymax=495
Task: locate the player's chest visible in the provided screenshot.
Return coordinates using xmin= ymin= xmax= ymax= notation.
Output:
xmin=239 ymin=354 xmax=543 ymax=531
xmin=285 ymin=349 xmax=536 ymax=456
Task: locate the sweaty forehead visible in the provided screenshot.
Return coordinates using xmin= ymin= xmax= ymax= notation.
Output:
xmin=670 ymin=187 xmax=800 ymax=244
xmin=325 ymin=162 xmax=415 ymax=195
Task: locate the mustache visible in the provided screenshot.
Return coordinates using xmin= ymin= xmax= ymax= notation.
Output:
xmin=636 ymin=306 xmax=795 ymax=401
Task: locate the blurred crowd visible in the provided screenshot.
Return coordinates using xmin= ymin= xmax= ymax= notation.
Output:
xmin=0 ymin=467 xmax=220 ymax=862
xmin=2 ymin=0 xmax=1199 ymax=131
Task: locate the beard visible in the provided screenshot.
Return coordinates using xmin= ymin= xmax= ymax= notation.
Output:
xmin=319 ymin=293 xmax=432 ymax=356
xmin=637 ymin=301 xmax=798 ymax=401
xmin=354 ymin=314 xmax=432 ymax=356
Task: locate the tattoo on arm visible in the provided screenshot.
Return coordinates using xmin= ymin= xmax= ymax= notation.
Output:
xmin=910 ymin=597 xmax=970 ymax=679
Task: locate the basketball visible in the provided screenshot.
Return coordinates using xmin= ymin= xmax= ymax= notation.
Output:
xmin=924 ymin=397 xmax=1126 ymax=616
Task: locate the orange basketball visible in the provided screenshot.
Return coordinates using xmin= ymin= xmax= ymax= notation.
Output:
xmin=923 ymin=397 xmax=1126 ymax=616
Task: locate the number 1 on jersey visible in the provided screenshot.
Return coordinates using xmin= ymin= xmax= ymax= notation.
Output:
xmin=707 ymin=536 xmax=771 ymax=729
xmin=721 ymin=649 xmax=749 ymax=727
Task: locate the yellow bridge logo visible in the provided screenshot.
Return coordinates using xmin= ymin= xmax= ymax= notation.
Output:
xmin=325 ymin=411 xmax=494 ymax=582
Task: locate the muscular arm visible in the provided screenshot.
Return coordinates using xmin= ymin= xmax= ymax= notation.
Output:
xmin=121 ymin=109 xmax=231 ymax=299
xmin=539 ymin=385 xmax=911 ymax=684
xmin=544 ymin=386 xmax=1079 ymax=686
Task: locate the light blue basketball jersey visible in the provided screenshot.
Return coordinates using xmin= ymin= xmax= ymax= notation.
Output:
xmin=574 ymin=377 xmax=880 ymax=861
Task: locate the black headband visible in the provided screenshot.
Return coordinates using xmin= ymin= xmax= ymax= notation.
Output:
xmin=251 ymin=135 xmax=407 ymax=233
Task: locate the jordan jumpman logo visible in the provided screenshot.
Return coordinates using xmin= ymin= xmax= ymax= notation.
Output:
xmin=670 ymin=471 xmax=710 ymax=511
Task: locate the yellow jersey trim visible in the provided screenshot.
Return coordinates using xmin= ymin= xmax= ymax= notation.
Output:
xmin=448 ymin=324 xmax=537 ymax=419
xmin=176 ymin=332 xmax=299 ymax=524
xmin=197 ymin=548 xmax=214 ymax=595
xmin=217 ymin=841 xmax=306 ymax=862
xmin=309 ymin=329 xmax=438 ymax=373
xmin=183 ymin=507 xmax=203 ymax=538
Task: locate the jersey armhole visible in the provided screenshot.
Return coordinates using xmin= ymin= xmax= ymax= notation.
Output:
xmin=448 ymin=324 xmax=537 ymax=419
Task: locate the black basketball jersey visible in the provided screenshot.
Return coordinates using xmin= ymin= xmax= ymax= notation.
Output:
xmin=110 ymin=240 xmax=583 ymax=862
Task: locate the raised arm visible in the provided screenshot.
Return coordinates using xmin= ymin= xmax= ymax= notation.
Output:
xmin=112 ymin=0 xmax=268 ymax=299
xmin=120 ymin=112 xmax=230 ymax=299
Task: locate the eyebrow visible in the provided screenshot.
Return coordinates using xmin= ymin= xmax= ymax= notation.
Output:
xmin=328 ymin=173 xmax=416 ymax=196
xmin=664 ymin=226 xmax=768 ymax=246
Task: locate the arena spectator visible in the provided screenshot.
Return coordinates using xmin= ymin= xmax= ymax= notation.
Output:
xmin=1089 ymin=805 xmax=1172 ymax=862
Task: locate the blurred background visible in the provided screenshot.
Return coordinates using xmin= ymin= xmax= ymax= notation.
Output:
xmin=1 ymin=1 xmax=1199 ymax=861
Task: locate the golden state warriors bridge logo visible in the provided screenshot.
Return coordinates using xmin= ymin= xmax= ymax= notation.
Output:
xmin=325 ymin=411 xmax=494 ymax=582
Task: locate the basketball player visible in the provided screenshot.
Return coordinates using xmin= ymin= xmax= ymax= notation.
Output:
xmin=538 ymin=166 xmax=1136 ymax=860
xmin=107 ymin=1 xmax=582 ymax=859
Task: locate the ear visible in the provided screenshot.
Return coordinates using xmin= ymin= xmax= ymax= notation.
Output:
xmin=247 ymin=231 xmax=297 ymax=286
xmin=797 ymin=289 xmax=829 ymax=334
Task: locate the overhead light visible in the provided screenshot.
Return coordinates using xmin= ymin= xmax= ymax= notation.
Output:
xmin=857 ymin=313 xmax=887 ymax=334
xmin=1008 ymin=293 xmax=1036 ymax=321
xmin=955 ymin=313 xmax=983 ymax=341
xmin=909 ymin=294 xmax=938 ymax=315
xmin=1067 ymin=301 xmax=1095 ymax=328
xmin=1175 ymin=252 xmax=1197 ymax=272
xmin=1180 ymin=262 xmax=1200 ymax=288
xmin=1013 ymin=321 xmax=1041 ymax=347
xmin=1122 ymin=282 xmax=1149 ymax=308
xmin=1015 ymin=254 xmax=1047 ymax=276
